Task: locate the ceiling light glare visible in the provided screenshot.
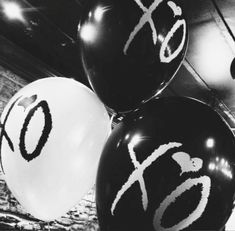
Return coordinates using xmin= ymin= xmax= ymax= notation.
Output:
xmin=2 ymin=1 xmax=25 ymax=22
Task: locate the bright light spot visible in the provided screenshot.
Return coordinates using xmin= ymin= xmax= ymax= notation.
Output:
xmin=130 ymin=134 xmax=141 ymax=146
xmin=125 ymin=134 xmax=130 ymax=140
xmin=94 ymin=6 xmax=108 ymax=22
xmin=2 ymin=2 xmax=25 ymax=22
xmin=158 ymin=34 xmax=164 ymax=43
xmin=220 ymin=158 xmax=225 ymax=165
xmin=208 ymin=162 xmax=215 ymax=171
xmin=222 ymin=168 xmax=233 ymax=179
xmin=206 ymin=138 xmax=215 ymax=149
xmin=80 ymin=23 xmax=98 ymax=43
xmin=209 ymin=157 xmax=233 ymax=180
xmin=225 ymin=161 xmax=229 ymax=167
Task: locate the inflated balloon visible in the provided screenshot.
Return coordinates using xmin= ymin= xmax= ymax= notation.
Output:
xmin=96 ymin=97 xmax=235 ymax=231
xmin=78 ymin=0 xmax=188 ymax=113
xmin=0 ymin=77 xmax=111 ymax=221
xmin=225 ymin=206 xmax=235 ymax=231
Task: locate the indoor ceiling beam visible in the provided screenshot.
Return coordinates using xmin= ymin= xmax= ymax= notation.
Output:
xmin=210 ymin=0 xmax=235 ymax=55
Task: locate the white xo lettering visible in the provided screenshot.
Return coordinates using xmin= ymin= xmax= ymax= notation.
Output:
xmin=124 ymin=0 xmax=186 ymax=64
xmin=111 ymin=142 xmax=211 ymax=231
xmin=153 ymin=176 xmax=211 ymax=231
xmin=111 ymin=141 xmax=182 ymax=214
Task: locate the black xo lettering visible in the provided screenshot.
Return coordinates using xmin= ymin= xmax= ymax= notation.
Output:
xmin=0 ymin=95 xmax=52 ymax=168
xmin=0 ymin=97 xmax=21 ymax=173
xmin=19 ymin=100 xmax=52 ymax=162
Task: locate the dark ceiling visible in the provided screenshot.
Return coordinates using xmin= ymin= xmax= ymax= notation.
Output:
xmin=0 ymin=0 xmax=235 ymax=129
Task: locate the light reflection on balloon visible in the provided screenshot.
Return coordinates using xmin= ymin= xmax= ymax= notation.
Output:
xmin=80 ymin=23 xmax=99 ymax=43
xmin=205 ymin=137 xmax=215 ymax=149
xmin=79 ymin=5 xmax=110 ymax=44
xmin=124 ymin=134 xmax=130 ymax=141
xmin=208 ymin=157 xmax=233 ymax=180
xmin=94 ymin=6 xmax=109 ymax=22
xmin=130 ymin=134 xmax=142 ymax=146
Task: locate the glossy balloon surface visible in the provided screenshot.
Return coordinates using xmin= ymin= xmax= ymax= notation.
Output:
xmin=78 ymin=0 xmax=188 ymax=113
xmin=0 ymin=77 xmax=111 ymax=221
xmin=96 ymin=97 xmax=235 ymax=231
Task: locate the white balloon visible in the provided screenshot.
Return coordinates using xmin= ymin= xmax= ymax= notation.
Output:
xmin=225 ymin=207 xmax=235 ymax=231
xmin=0 ymin=77 xmax=111 ymax=221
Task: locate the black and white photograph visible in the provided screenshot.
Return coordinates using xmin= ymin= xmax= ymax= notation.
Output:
xmin=0 ymin=0 xmax=235 ymax=230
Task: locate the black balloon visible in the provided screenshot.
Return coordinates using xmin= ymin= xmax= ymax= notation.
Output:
xmin=230 ymin=57 xmax=235 ymax=79
xmin=96 ymin=97 xmax=235 ymax=231
xmin=78 ymin=0 xmax=188 ymax=113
